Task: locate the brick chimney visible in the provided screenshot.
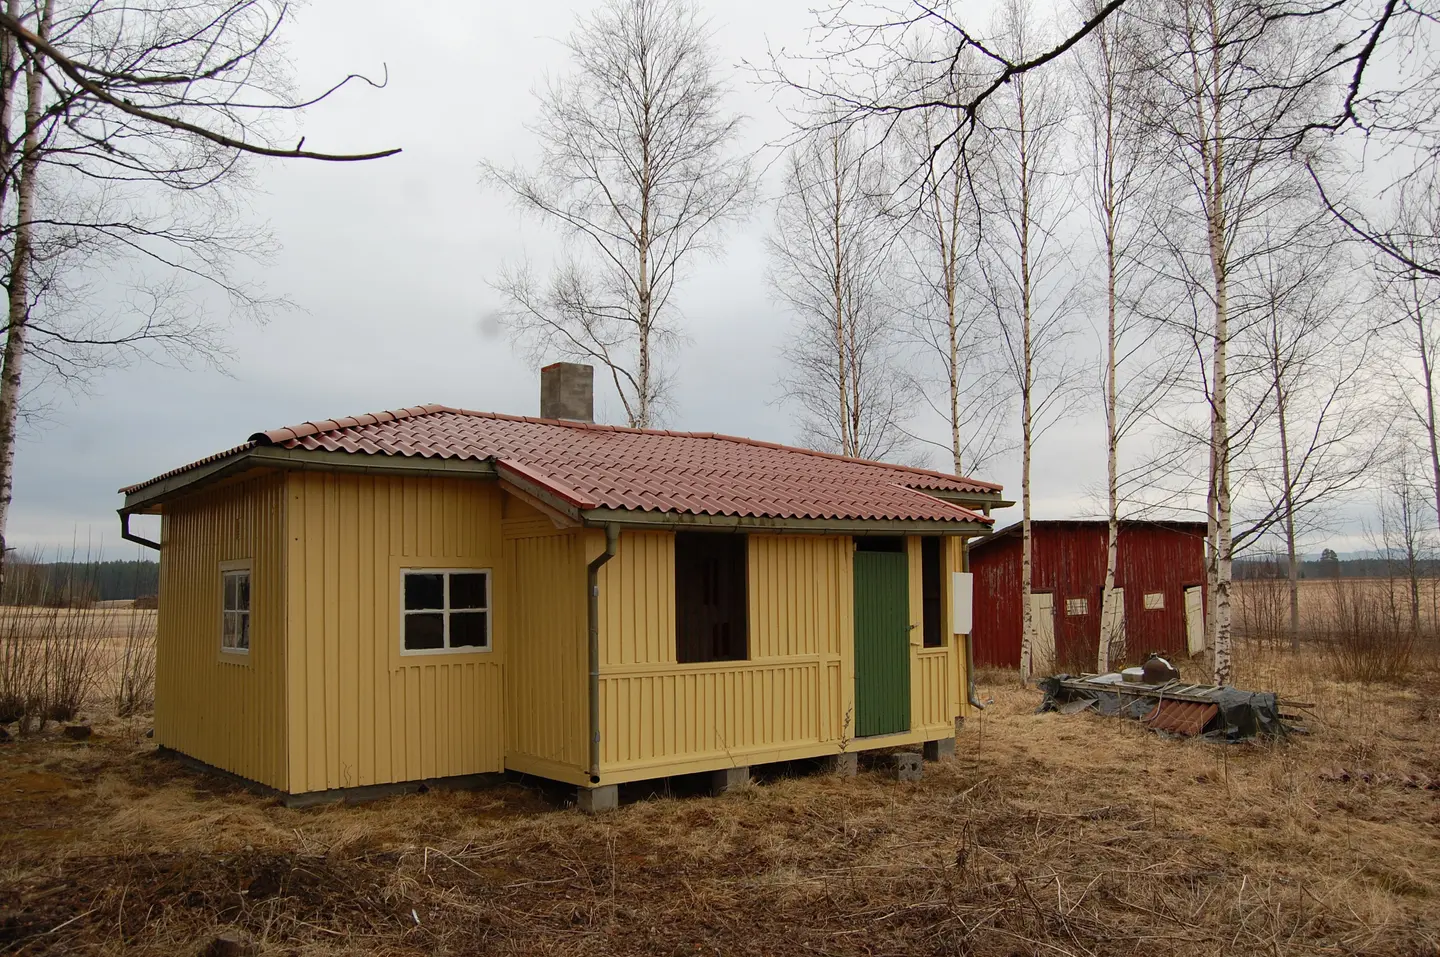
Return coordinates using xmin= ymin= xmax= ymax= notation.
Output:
xmin=539 ymin=362 xmax=594 ymax=423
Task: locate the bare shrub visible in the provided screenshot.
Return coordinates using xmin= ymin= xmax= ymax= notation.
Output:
xmin=114 ymin=608 xmax=157 ymax=717
xmin=0 ymin=611 xmax=43 ymax=725
xmin=43 ymin=605 xmax=109 ymax=722
xmin=0 ymin=601 xmax=108 ymax=732
xmin=1233 ymin=570 xmax=1291 ymax=645
xmin=1322 ymin=579 xmax=1415 ymax=683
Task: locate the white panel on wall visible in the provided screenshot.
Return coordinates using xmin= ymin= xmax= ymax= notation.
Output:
xmin=951 ymin=571 xmax=973 ymax=634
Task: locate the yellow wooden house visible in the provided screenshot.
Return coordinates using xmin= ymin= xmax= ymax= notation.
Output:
xmin=119 ymin=364 xmax=1004 ymax=809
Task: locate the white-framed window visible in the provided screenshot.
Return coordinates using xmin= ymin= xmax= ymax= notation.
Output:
xmin=1144 ymin=591 xmax=1165 ymax=610
xmin=401 ymin=568 xmax=491 ymax=654
xmin=1065 ymin=597 xmax=1089 ymax=617
xmin=221 ymin=562 xmax=251 ymax=654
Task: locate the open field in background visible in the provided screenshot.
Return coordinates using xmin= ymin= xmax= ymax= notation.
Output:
xmin=1 ymin=639 xmax=1437 ymax=956
xmin=1234 ymin=577 xmax=1440 ymax=639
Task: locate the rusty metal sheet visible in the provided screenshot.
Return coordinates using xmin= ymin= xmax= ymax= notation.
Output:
xmin=1142 ymin=700 xmax=1218 ymax=736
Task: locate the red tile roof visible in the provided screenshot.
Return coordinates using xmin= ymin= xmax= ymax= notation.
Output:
xmin=122 ymin=405 xmax=1000 ymax=525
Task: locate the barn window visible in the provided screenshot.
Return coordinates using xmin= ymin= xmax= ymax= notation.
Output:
xmin=922 ymin=537 xmax=944 ymax=647
xmin=220 ymin=562 xmax=251 ymax=654
xmin=1066 ymin=597 xmax=1089 ymax=617
xmin=1144 ymin=592 xmax=1165 ymax=610
xmin=675 ymin=532 xmax=748 ymax=663
xmin=401 ymin=569 xmax=491 ymax=654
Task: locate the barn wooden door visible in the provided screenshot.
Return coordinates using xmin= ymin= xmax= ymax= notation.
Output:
xmin=1029 ymin=592 xmax=1056 ymax=675
xmin=853 ymin=551 xmax=910 ymax=737
xmin=1185 ymin=587 xmax=1205 ymax=656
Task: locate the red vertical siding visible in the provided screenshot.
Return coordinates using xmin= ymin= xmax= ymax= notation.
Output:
xmin=968 ymin=522 xmax=1206 ymax=671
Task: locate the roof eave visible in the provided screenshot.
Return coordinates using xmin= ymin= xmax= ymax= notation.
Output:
xmin=920 ymin=488 xmax=1014 ymax=510
xmin=121 ymin=446 xmax=500 ymax=514
xmin=579 ymin=507 xmax=994 ymax=536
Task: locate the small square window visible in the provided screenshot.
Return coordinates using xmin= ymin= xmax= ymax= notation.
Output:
xmin=1144 ymin=592 xmax=1165 ymax=610
xmin=221 ymin=566 xmax=251 ymax=653
xmin=1065 ymin=597 xmax=1089 ymax=617
xmin=401 ymin=569 xmax=491 ymax=654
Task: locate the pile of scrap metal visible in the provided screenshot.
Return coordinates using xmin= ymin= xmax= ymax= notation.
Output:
xmin=1037 ymin=667 xmax=1294 ymax=741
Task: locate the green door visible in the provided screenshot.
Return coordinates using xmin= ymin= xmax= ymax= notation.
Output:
xmin=853 ymin=550 xmax=911 ymax=737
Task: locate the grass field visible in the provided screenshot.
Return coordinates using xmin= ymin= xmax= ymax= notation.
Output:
xmin=1 ymin=637 xmax=1437 ymax=956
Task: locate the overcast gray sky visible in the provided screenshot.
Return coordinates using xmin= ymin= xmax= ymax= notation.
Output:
xmin=9 ymin=0 xmax=1373 ymax=559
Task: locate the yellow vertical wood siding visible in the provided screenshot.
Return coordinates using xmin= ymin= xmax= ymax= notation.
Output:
xmin=594 ymin=532 xmax=862 ymax=777
xmin=909 ymin=536 xmax=959 ymax=733
xmin=502 ymin=509 xmax=588 ymax=780
xmin=284 ymin=471 xmax=506 ymax=794
xmin=155 ymin=472 xmax=288 ymax=789
xmin=950 ymin=535 xmax=972 ymax=719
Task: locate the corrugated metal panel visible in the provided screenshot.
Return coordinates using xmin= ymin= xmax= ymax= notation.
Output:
xmin=853 ymin=550 xmax=910 ymax=737
xmin=284 ymin=471 xmax=506 ymax=794
xmin=155 ymin=473 xmax=288 ymax=789
xmin=503 ymin=509 xmax=588 ymax=778
xmin=969 ymin=523 xmax=1207 ymax=670
xmin=1142 ymin=700 xmax=1218 ymax=736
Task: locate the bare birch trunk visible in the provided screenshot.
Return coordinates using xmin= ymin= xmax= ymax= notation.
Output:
xmin=1416 ymin=292 xmax=1440 ymax=542
xmin=1274 ymin=355 xmax=1300 ymax=650
xmin=832 ymin=134 xmax=852 ymax=456
xmin=1186 ymin=0 xmax=1235 ymax=687
xmin=0 ymin=0 xmax=51 ymax=592
xmin=637 ymin=147 xmax=652 ymax=428
xmin=1097 ymin=36 xmax=1123 ymax=673
xmin=944 ymin=163 xmax=964 ymax=474
xmin=1017 ymin=81 xmax=1037 ymax=684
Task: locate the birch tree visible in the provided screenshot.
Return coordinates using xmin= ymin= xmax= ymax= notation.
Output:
xmin=1380 ymin=180 xmax=1440 ymax=539
xmin=770 ymin=122 xmax=913 ymax=461
xmin=980 ymin=0 xmax=1083 ymax=680
xmin=1072 ymin=0 xmax=1182 ymax=671
xmin=0 ymin=0 xmax=395 ymax=589
xmin=483 ymin=0 xmax=754 ymax=429
xmin=1241 ymin=232 xmax=1376 ymax=650
xmin=900 ymin=62 xmax=1008 ymax=475
xmin=1132 ymin=0 xmax=1332 ymax=685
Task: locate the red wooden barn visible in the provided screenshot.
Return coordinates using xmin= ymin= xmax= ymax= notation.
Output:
xmin=966 ymin=520 xmax=1208 ymax=672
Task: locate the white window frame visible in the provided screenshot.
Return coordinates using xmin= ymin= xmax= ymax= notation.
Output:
xmin=219 ymin=559 xmax=252 ymax=657
xmin=399 ymin=567 xmax=492 ymax=656
xmin=1144 ymin=591 xmax=1166 ymax=610
xmin=1065 ymin=597 xmax=1089 ymax=617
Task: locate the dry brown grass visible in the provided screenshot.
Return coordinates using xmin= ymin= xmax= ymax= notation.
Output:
xmin=2 ymin=640 xmax=1437 ymax=956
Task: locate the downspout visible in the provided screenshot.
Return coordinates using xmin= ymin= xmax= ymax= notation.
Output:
xmin=118 ymin=511 xmax=161 ymax=551
xmin=586 ymin=523 xmax=620 ymax=783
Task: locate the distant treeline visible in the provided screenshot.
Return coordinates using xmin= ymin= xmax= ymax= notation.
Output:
xmin=0 ymin=559 xmax=159 ymax=605
xmin=1234 ymin=556 xmax=1440 ymax=580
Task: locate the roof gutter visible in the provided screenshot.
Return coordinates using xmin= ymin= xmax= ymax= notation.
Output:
xmin=585 ymin=523 xmax=620 ymax=784
xmin=578 ymin=508 xmax=992 ymax=536
xmin=118 ymin=511 xmax=161 ymax=551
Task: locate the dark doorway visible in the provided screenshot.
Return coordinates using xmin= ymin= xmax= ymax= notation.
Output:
xmin=675 ymin=532 xmax=748 ymax=663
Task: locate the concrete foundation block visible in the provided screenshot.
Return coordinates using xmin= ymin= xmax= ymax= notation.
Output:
xmin=577 ymin=784 xmax=618 ymax=813
xmin=710 ymin=766 xmax=750 ymax=795
xmin=923 ymin=737 xmax=956 ymax=762
xmin=893 ymin=752 xmax=923 ymax=782
xmin=823 ymin=752 xmax=858 ymax=777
